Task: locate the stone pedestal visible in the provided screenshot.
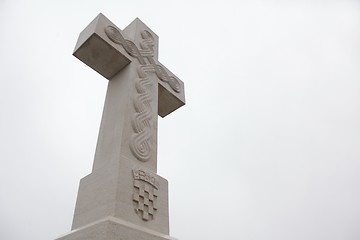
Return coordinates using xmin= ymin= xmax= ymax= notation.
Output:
xmin=56 ymin=159 xmax=172 ymax=240
xmin=71 ymin=158 xmax=169 ymax=234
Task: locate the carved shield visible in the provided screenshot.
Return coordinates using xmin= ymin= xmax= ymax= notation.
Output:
xmin=132 ymin=169 xmax=159 ymax=221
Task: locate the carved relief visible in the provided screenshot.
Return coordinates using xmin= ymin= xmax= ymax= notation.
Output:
xmin=104 ymin=26 xmax=181 ymax=93
xmin=105 ymin=25 xmax=181 ymax=162
xmin=130 ymin=66 xmax=154 ymax=162
xmin=140 ymin=30 xmax=155 ymax=53
xmin=105 ymin=26 xmax=146 ymax=65
xmin=154 ymin=65 xmax=181 ymax=93
xmin=139 ymin=30 xmax=181 ymax=93
xmin=132 ymin=169 xmax=159 ymax=221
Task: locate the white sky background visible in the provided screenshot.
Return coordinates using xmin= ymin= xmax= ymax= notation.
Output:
xmin=1 ymin=0 xmax=360 ymax=239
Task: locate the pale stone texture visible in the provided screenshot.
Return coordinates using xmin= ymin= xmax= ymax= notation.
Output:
xmin=57 ymin=217 xmax=175 ymax=240
xmin=56 ymin=13 xmax=184 ymax=240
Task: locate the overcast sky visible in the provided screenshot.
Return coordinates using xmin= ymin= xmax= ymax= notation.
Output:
xmin=1 ymin=1 xmax=360 ymax=240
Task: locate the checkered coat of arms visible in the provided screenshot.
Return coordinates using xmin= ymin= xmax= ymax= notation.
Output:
xmin=132 ymin=169 xmax=159 ymax=221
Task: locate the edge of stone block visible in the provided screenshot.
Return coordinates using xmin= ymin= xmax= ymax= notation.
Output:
xmin=55 ymin=216 xmax=177 ymax=240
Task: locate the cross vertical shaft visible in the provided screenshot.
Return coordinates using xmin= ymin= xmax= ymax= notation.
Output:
xmin=55 ymin=13 xmax=185 ymax=240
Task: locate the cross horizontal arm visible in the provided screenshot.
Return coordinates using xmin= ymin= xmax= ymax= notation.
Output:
xmin=73 ymin=13 xmax=185 ymax=117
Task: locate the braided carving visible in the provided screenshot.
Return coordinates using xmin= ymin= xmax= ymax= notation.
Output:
xmin=130 ymin=65 xmax=154 ymax=162
xmin=104 ymin=25 xmax=181 ymax=162
xmin=105 ymin=26 xmax=146 ymax=64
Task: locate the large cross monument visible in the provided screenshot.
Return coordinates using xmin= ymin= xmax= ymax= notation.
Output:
xmin=56 ymin=13 xmax=185 ymax=240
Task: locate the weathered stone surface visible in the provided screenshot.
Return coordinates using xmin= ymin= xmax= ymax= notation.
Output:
xmin=71 ymin=158 xmax=169 ymax=234
xmin=57 ymin=217 xmax=176 ymax=240
xmin=73 ymin=14 xmax=131 ymax=79
xmin=56 ymin=13 xmax=184 ymax=240
xmin=73 ymin=13 xmax=185 ymax=117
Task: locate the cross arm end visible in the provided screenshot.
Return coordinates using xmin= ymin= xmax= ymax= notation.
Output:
xmin=73 ymin=13 xmax=131 ymax=80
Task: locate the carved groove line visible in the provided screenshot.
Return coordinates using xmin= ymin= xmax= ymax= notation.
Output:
xmin=105 ymin=26 xmax=181 ymax=93
xmin=130 ymin=66 xmax=155 ymax=162
xmin=140 ymin=30 xmax=181 ymax=93
xmin=129 ymin=32 xmax=158 ymax=162
xmin=105 ymin=26 xmax=146 ymax=64
xmin=105 ymin=25 xmax=181 ymax=162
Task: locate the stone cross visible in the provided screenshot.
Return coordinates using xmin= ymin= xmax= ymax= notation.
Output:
xmin=56 ymin=13 xmax=185 ymax=240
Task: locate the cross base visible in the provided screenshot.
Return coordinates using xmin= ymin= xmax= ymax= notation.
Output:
xmin=55 ymin=217 xmax=177 ymax=240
